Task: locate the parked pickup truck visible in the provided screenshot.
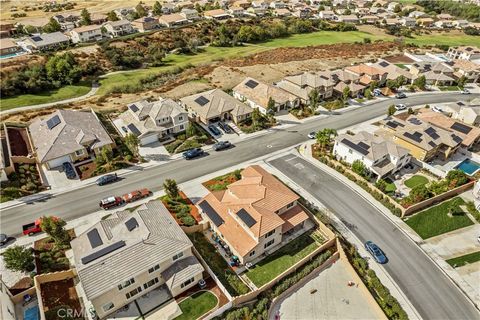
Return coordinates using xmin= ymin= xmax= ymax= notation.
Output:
xmin=122 ymin=188 xmax=152 ymax=203
xmin=22 ymin=220 xmax=42 ymax=236
xmin=99 ymin=196 xmax=124 ymax=210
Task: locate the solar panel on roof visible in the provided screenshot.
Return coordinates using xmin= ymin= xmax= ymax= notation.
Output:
xmin=199 ymin=201 xmax=224 ymax=227
xmin=451 ymin=122 xmax=472 ymax=134
xmin=46 ymin=115 xmax=61 ymax=130
xmin=31 ymin=36 xmax=42 ymax=42
xmin=452 ymin=134 xmax=463 ymax=144
xmin=245 ymin=79 xmax=259 ymax=89
xmin=194 ymin=96 xmax=209 ymax=106
xmin=236 ymin=208 xmax=256 ymax=228
xmin=341 ymin=138 xmax=369 ymax=156
xmin=87 ymin=228 xmax=103 ymax=249
xmin=403 ymin=132 xmax=422 ymax=143
xmin=357 ymin=142 xmax=370 ymax=150
xmin=425 ymin=127 xmax=440 ymax=140
xmin=386 ymin=121 xmax=399 ymax=128
xmin=379 ymin=61 xmax=389 ymax=67
xmin=428 ymin=141 xmax=437 ymax=148
xmin=127 ymin=123 xmax=141 ymax=136
xmin=129 ymin=104 xmax=139 ymax=112
xmin=81 ymin=240 xmax=126 ymax=265
xmin=125 ymin=217 xmax=138 ymax=231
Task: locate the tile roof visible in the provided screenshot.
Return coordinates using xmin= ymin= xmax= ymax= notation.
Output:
xmin=345 ymin=64 xmax=386 ymax=77
xmin=233 ymin=77 xmax=298 ymax=108
xmin=199 ymin=165 xmax=305 ymax=256
xmin=181 ymin=89 xmax=252 ymax=120
xmin=71 ymin=24 xmax=101 ymax=33
xmin=158 ymin=13 xmax=187 ymax=24
xmin=161 ymin=256 xmax=203 ymax=289
xmin=29 ymin=109 xmax=113 ymax=163
xmin=25 ymin=32 xmax=69 ymax=48
xmin=71 ymin=201 xmax=194 ymax=300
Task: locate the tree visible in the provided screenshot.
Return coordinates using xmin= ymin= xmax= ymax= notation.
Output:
xmin=43 ymin=17 xmax=61 ymax=33
xmin=267 ymin=97 xmax=276 ymax=116
xmin=95 ymin=146 xmax=114 ymax=168
xmin=364 ymin=88 xmax=373 ymax=100
xmin=409 ymin=184 xmax=430 ymax=202
xmin=124 ymin=133 xmax=140 ymax=158
xmin=388 ymin=104 xmax=396 ymax=116
xmin=107 ymin=11 xmax=119 ymax=21
xmin=153 ymin=1 xmax=163 ymax=15
xmin=40 ymin=216 xmax=70 ymax=246
xmin=186 ymin=122 xmax=198 ymax=138
xmin=369 ymin=80 xmax=378 ymax=92
xmin=446 ymin=169 xmax=468 ymax=187
xmin=136 ymin=2 xmax=147 ymax=17
xmin=386 ymin=79 xmax=397 ymax=90
xmin=408 ymin=107 xmax=414 ymax=114
xmin=352 ymin=160 xmax=367 ymax=177
xmin=316 ymin=128 xmax=337 ymax=152
xmin=393 ymin=4 xmax=401 ymax=13
xmin=251 ymin=108 xmax=261 ymax=129
xmin=2 ymin=246 xmax=35 ymax=272
xmin=457 ymin=75 xmax=467 ymax=89
xmin=45 ymin=52 xmax=82 ymax=85
xmin=164 ymin=179 xmax=180 ymax=199
xmin=80 ymin=8 xmax=92 ymax=26
xmin=308 ymin=88 xmax=320 ymax=110
xmin=375 ymin=179 xmax=387 ymax=192
xmin=363 ymin=37 xmax=371 ymax=44
xmin=342 ymin=86 xmax=351 ymax=101
xmin=413 ymin=75 xmax=426 ymax=90
xmin=395 ymin=75 xmax=406 ymax=88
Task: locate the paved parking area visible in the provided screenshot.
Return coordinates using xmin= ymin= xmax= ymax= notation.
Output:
xmin=139 ymin=141 xmax=170 ymax=163
xmin=42 ymin=165 xmax=79 ymax=189
xmin=425 ymin=224 xmax=480 ymax=259
xmin=273 ymin=260 xmax=384 ymax=320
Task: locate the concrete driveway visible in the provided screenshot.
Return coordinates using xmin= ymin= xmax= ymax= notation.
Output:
xmin=425 ymin=224 xmax=480 ymax=259
xmin=273 ymin=260 xmax=384 ymax=320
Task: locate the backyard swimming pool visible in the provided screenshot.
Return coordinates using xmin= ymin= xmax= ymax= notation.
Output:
xmin=24 ymin=305 xmax=39 ymax=320
xmin=456 ymin=159 xmax=480 ymax=176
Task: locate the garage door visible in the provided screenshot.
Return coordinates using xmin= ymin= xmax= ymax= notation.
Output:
xmin=140 ymin=134 xmax=159 ymax=146
xmin=47 ymin=155 xmax=71 ymax=169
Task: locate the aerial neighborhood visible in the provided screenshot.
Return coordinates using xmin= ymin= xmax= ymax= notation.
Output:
xmin=1 ymin=0 xmax=480 ymax=320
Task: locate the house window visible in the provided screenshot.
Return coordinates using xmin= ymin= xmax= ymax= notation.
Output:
xmin=249 ymin=250 xmax=256 ymax=257
xmin=143 ymin=277 xmax=159 ymax=290
xmin=180 ymin=277 xmax=194 ymax=288
xmin=179 ymin=124 xmax=184 ymax=130
xmin=265 ymin=229 xmax=275 ymax=238
xmin=286 ymin=202 xmax=294 ymax=209
xmin=348 ymin=149 xmax=353 ymax=154
xmin=264 ymin=239 xmax=275 ymax=249
xmin=125 ymin=287 xmax=142 ymax=299
xmin=75 ymin=149 xmax=85 ymax=156
xmin=118 ymin=278 xmax=135 ymax=290
xmin=148 ymin=264 xmax=160 ymax=273
xmin=173 ymin=252 xmax=184 ymax=261
xmin=102 ymin=302 xmax=114 ymax=312
xmin=179 ymin=116 xmax=183 ymax=121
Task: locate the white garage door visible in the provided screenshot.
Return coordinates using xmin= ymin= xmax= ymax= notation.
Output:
xmin=47 ymin=155 xmax=72 ymax=169
xmin=140 ymin=134 xmax=159 ymax=146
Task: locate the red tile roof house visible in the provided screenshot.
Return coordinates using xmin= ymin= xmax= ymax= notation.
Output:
xmin=197 ymin=165 xmax=312 ymax=264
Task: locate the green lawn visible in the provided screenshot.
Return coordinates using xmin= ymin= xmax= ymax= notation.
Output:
xmin=0 ymin=81 xmax=91 ymax=110
xmin=404 ymin=197 xmax=474 ymax=239
xmin=174 ymin=291 xmax=218 ymax=320
xmin=246 ymin=231 xmax=321 ymax=288
xmin=406 ymin=34 xmax=480 ymax=47
xmin=439 ymin=86 xmax=461 ymax=91
xmin=188 ymin=232 xmax=250 ymax=296
xmin=446 ymin=251 xmax=480 ymax=268
xmin=404 ymin=175 xmax=429 ymax=189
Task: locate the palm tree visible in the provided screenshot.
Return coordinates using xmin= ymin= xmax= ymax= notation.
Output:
xmin=316 ymin=128 xmax=337 ymax=153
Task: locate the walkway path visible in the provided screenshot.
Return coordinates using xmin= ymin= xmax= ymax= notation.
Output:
xmin=0 ymin=82 xmax=99 ymax=115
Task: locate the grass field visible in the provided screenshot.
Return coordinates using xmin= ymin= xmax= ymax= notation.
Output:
xmin=174 ymin=291 xmax=218 ymax=320
xmin=404 ymin=175 xmax=429 ymax=189
xmin=0 ymin=81 xmax=91 ymax=110
xmin=406 ymin=34 xmax=480 ymax=47
xmin=245 ymin=231 xmax=321 ymax=288
xmin=404 ymin=197 xmax=474 ymax=239
xmin=446 ymin=251 xmax=480 ymax=268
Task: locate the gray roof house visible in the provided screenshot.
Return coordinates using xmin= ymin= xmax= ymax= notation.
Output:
xmin=276 ymin=71 xmax=336 ymax=102
xmin=28 ymin=109 xmax=114 ymax=169
xmin=115 ymin=98 xmax=189 ymax=146
xmin=334 ymin=131 xmax=411 ymax=179
xmin=180 ymin=88 xmax=253 ymax=124
xmin=71 ymin=201 xmax=204 ymax=319
xmin=24 ymin=32 xmax=70 ymax=51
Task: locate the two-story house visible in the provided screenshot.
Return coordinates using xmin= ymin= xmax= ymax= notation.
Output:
xmin=116 ymin=98 xmax=189 ymax=146
xmin=378 ymin=116 xmax=462 ymax=162
xmin=28 ymin=109 xmax=115 ymax=169
xmin=132 ymin=16 xmax=159 ymax=32
xmin=409 ymin=61 xmax=456 ymax=86
xmin=334 ymin=131 xmax=411 ymax=180
xmin=180 ymin=89 xmax=252 ymax=124
xmin=345 ymin=64 xmax=388 ymax=86
xmin=447 ymin=46 xmax=480 ymax=61
xmin=180 ymin=8 xmax=200 ymax=20
xmin=70 ymin=25 xmax=103 ymax=43
xmin=233 ymin=77 xmax=300 ymax=114
xmin=103 ymin=20 xmax=134 ymax=37
xmin=71 ymin=201 xmax=204 ymax=319
xmin=198 ymin=165 xmax=311 ymax=264
xmin=276 ymin=71 xmax=336 ymax=103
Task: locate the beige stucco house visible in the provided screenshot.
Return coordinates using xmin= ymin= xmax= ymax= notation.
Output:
xmin=70 ymin=201 xmax=204 ymax=319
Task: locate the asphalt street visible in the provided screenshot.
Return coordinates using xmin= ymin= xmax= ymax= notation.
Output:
xmin=268 ymin=154 xmax=479 ymax=320
xmin=0 ymin=92 xmax=477 ymax=238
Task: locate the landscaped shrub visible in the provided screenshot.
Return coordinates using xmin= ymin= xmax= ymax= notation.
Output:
xmin=180 ymin=216 xmax=195 ymax=226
